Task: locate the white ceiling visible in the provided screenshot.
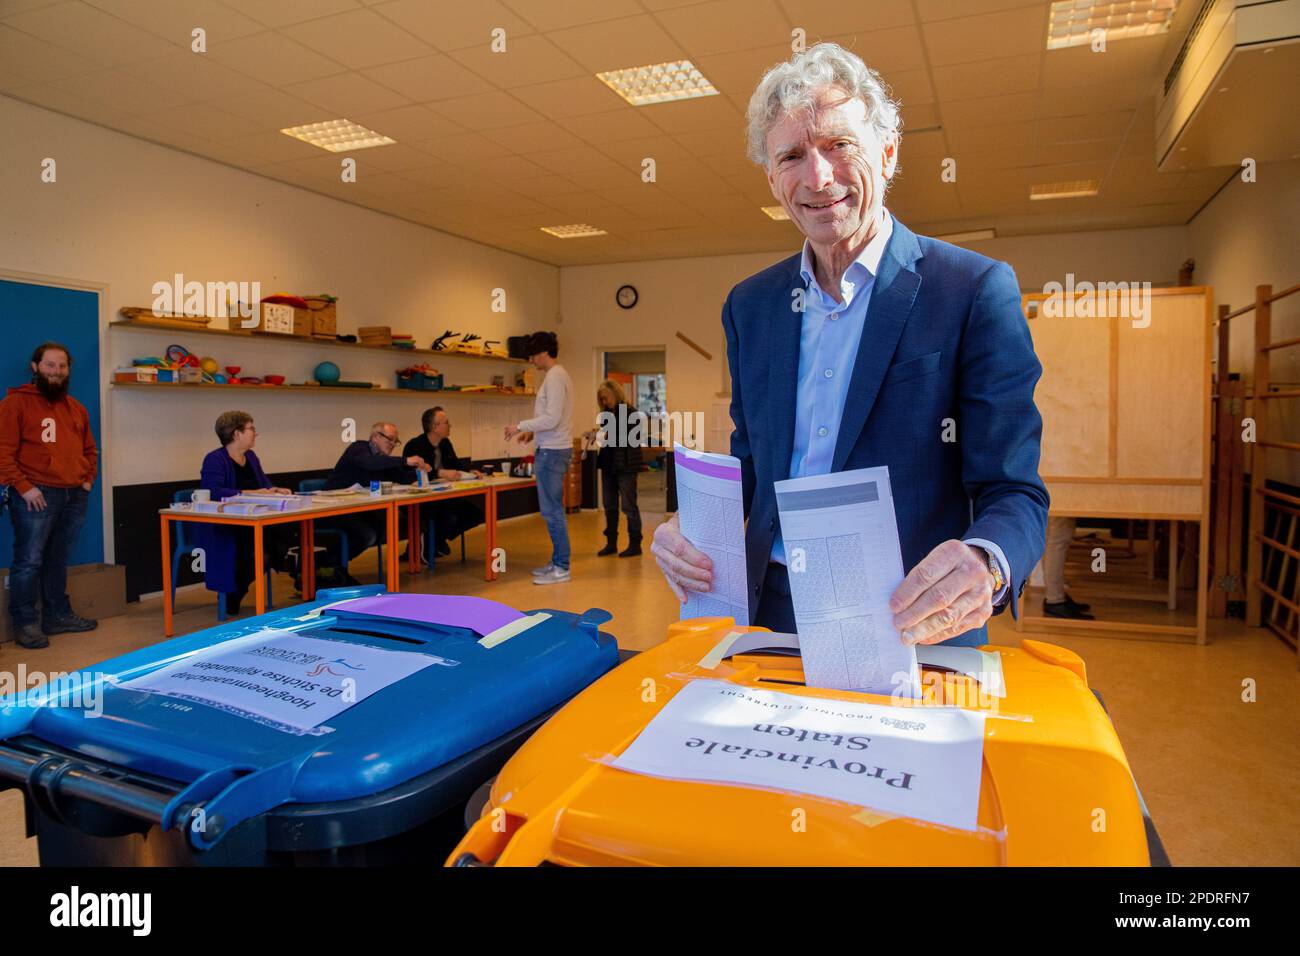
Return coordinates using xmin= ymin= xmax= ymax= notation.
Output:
xmin=1 ymin=0 xmax=1240 ymax=265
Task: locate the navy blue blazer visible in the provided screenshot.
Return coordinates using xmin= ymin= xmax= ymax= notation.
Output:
xmin=195 ymin=447 xmax=271 ymax=594
xmin=724 ymin=217 xmax=1049 ymax=646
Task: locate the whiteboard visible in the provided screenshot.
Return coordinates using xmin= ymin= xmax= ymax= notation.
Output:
xmin=470 ymin=399 xmax=536 ymax=460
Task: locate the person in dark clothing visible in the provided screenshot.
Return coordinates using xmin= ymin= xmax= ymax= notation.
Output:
xmin=588 ymin=379 xmax=644 ymax=557
xmin=321 ymin=421 xmax=430 ymax=565
xmin=196 ymin=410 xmax=296 ymax=615
xmin=403 ymin=407 xmax=484 ymax=559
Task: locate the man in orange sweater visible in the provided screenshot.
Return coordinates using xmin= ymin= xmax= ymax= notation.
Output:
xmin=0 ymin=342 xmax=99 ymax=649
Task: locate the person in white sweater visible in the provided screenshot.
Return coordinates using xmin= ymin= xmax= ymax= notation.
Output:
xmin=505 ymin=331 xmax=574 ymax=584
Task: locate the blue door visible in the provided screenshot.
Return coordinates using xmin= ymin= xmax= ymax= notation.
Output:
xmin=0 ymin=278 xmax=104 ymax=569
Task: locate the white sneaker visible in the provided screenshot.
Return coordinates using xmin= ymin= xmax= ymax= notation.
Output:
xmin=531 ymin=562 xmax=555 ymax=576
xmin=532 ymin=567 xmax=571 ymax=585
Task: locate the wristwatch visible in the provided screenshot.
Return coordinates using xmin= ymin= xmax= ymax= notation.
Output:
xmin=978 ymin=546 xmax=1004 ymax=593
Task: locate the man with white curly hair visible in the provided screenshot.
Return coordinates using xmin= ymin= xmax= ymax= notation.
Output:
xmin=652 ymin=42 xmax=1049 ymax=648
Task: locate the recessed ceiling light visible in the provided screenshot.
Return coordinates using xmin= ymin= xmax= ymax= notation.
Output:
xmin=596 ymin=60 xmax=718 ymax=106
xmin=281 ymin=119 xmax=396 ymax=152
xmin=761 ymin=205 xmax=790 ymax=221
xmin=1045 ymin=0 xmax=1180 ymax=50
xmin=1030 ymin=179 xmax=1101 ymax=200
xmin=540 ymin=224 xmax=607 ymax=238
xmin=935 ymin=228 xmax=997 ymax=243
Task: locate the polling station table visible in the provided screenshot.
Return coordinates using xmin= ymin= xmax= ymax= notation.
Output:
xmin=159 ymin=475 xmax=538 ymax=636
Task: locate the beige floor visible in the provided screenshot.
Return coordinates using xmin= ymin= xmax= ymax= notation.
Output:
xmin=1 ymin=506 xmax=1297 ymax=866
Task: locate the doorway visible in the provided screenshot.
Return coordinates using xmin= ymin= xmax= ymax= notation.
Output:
xmin=596 ymin=346 xmax=668 ymax=514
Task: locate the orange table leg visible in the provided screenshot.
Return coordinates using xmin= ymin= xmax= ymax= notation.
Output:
xmin=485 ymin=487 xmax=496 ymax=581
xmin=161 ymin=514 xmax=174 ymax=637
xmin=301 ymin=518 xmax=316 ymax=601
xmin=387 ymin=502 xmax=400 ymax=593
xmin=254 ymin=523 xmax=266 ymax=615
xmin=407 ymin=502 xmax=419 ymax=574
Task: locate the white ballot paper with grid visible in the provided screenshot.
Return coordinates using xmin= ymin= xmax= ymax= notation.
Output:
xmin=674 ymin=443 xmax=750 ymax=625
xmin=775 ymin=466 xmax=921 ymax=697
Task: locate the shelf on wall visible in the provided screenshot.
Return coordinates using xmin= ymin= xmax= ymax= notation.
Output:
xmin=109 ymin=319 xmax=527 ymax=365
xmin=110 ymin=381 xmax=534 ymax=399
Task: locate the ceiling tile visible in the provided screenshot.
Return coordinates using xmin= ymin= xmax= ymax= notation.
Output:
xmin=3 ymin=1 xmax=182 ymax=65
xmin=480 ymin=120 xmax=585 ymax=153
xmin=216 ymin=87 xmax=335 ymax=128
xmin=640 ymin=94 xmax=740 ymax=134
xmin=143 ymin=102 xmax=263 ymax=140
xmin=349 ymin=103 xmax=464 ymax=141
xmin=449 ymin=33 xmax=587 ymax=87
xmin=49 ymin=68 xmax=191 ymax=115
xmin=369 ymin=0 xmax=535 ymax=52
xmin=121 ymin=52 xmax=271 ymax=104
xmin=689 ymin=43 xmax=790 ymax=100
xmin=931 ymin=52 xmax=1041 ymax=102
xmin=556 ymin=108 xmax=667 ymax=145
xmin=361 ymin=53 xmax=494 ymax=101
xmin=282 ymin=8 xmax=433 ymax=70
xmin=206 ymin=31 xmax=348 ymax=85
xmin=287 ymin=71 xmax=412 ymax=115
xmin=508 ymin=74 xmax=624 ymax=118
xmin=922 ymin=4 xmax=1047 ymax=66
xmin=654 ymin=0 xmax=791 ymax=57
xmin=826 ymin=26 xmax=928 ymax=74
xmin=776 ymin=0 xmax=915 ymax=35
xmin=0 ymin=25 xmax=107 ymax=82
xmin=82 ymin=0 xmax=265 ymax=44
xmin=219 ymin=0 xmax=363 ymax=29
xmin=428 ymin=89 xmax=543 ymax=129
xmin=547 ymin=14 xmax=687 ymax=74
xmin=942 ymin=91 xmax=1039 ymax=130
xmin=916 ymin=0 xmax=1049 ymax=22
xmin=501 ymin=0 xmax=644 ymax=31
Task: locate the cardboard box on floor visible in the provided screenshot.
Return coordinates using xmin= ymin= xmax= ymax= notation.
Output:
xmin=0 ymin=563 xmax=126 ymax=643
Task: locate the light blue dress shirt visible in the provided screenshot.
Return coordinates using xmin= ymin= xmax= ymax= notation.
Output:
xmin=770 ymin=211 xmax=1010 ymax=605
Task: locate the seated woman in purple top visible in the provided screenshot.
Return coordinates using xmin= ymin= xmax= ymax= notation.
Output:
xmin=195 ymin=410 xmax=294 ymax=615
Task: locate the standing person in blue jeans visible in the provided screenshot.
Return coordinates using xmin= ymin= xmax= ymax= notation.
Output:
xmin=0 ymin=342 xmax=99 ymax=649
xmin=505 ymin=331 xmax=574 ymax=585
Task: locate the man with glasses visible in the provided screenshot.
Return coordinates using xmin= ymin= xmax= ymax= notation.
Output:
xmin=321 ymin=422 xmax=430 ymax=575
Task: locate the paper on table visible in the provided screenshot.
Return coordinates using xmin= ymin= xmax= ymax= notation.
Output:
xmin=775 ymin=466 xmax=920 ymax=698
xmin=610 ymin=678 xmax=986 ymax=832
xmin=673 ymin=443 xmax=749 ymax=625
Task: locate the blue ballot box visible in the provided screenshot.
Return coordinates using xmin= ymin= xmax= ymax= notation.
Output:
xmin=0 ymin=585 xmax=620 ymax=866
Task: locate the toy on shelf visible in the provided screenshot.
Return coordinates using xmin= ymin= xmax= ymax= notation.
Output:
xmin=432 ymin=329 xmax=460 ymax=352
xmin=396 ymin=363 xmax=443 ymax=392
xmin=453 ymin=333 xmax=484 ymax=355
xmin=314 ymin=361 xmax=341 ymax=385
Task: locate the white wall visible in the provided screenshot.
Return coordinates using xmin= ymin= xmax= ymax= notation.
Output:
xmin=558 ymin=217 xmax=1190 ymax=454
xmin=1188 ymin=158 xmax=1300 ymax=483
xmin=0 ymin=94 xmax=558 ymax=510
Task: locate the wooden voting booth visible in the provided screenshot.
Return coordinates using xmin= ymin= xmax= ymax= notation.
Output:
xmin=1016 ymin=286 xmax=1213 ymax=643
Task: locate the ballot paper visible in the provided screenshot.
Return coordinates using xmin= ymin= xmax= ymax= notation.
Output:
xmin=610 ymin=678 xmax=986 ymax=832
xmin=674 ymin=443 xmax=749 ymax=624
xmin=775 ymin=466 xmax=920 ymax=697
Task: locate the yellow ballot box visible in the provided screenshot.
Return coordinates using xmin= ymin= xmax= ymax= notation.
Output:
xmin=448 ymin=616 xmax=1156 ymax=867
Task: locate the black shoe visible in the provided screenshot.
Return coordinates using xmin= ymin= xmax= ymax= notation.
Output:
xmin=15 ymin=622 xmax=49 ymax=649
xmin=1043 ymin=600 xmax=1094 ymax=621
xmin=618 ymin=541 xmax=642 ymax=557
xmin=598 ymin=538 xmax=618 ymax=557
xmin=1064 ymin=594 xmax=1091 ymax=613
xmin=435 ymin=540 xmax=451 ymax=557
xmin=42 ymin=613 xmax=98 ymax=635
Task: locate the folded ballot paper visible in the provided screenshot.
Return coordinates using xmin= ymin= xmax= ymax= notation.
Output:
xmin=774 ymin=466 xmax=921 ymax=698
xmin=674 ymin=443 xmax=750 ymax=625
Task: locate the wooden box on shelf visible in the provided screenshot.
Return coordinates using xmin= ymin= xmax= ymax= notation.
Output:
xmin=255 ymin=301 xmax=311 ymax=338
xmin=304 ymin=296 xmax=337 ymax=339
